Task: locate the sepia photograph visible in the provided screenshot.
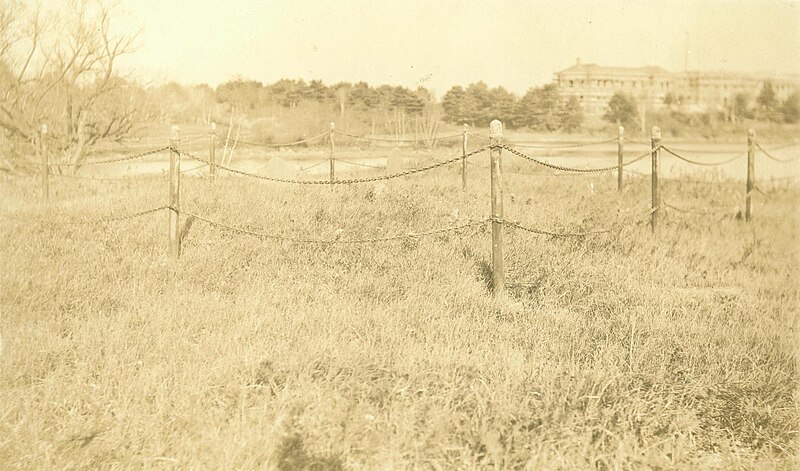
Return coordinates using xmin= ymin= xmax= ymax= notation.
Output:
xmin=1 ymin=0 xmax=798 ymax=468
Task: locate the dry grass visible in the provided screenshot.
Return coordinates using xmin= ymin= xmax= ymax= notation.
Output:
xmin=1 ymin=148 xmax=798 ymax=470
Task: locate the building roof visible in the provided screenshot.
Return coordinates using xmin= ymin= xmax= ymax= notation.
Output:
xmin=556 ymin=62 xmax=800 ymax=85
xmin=684 ymin=69 xmax=800 ymax=84
xmin=557 ymin=63 xmax=671 ymax=77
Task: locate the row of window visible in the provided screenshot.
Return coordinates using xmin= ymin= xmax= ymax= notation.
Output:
xmin=565 ymin=92 xmax=664 ymax=102
xmin=564 ymin=79 xmax=666 ymax=89
xmin=560 ymin=77 xmax=795 ymax=93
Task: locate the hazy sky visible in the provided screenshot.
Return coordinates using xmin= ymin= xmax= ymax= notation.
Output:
xmin=110 ymin=0 xmax=800 ymax=96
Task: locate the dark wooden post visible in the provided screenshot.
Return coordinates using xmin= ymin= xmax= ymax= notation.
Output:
xmin=462 ymin=123 xmax=469 ymax=191
xmin=329 ymin=122 xmax=335 ymax=182
xmin=489 ymin=119 xmax=504 ymax=295
xmin=617 ymin=125 xmax=624 ymax=192
xmin=650 ymin=126 xmax=661 ymax=232
xmin=209 ymin=122 xmax=217 ymax=178
xmin=40 ymin=124 xmax=49 ymax=202
xmin=169 ymin=126 xmax=181 ymax=259
xmin=746 ymin=128 xmax=755 ymax=222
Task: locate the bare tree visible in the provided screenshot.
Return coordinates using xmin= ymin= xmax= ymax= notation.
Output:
xmin=0 ymin=0 xmax=139 ymax=169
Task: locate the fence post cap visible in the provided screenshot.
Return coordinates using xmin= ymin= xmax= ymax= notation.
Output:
xmin=463 ymin=123 xmax=469 ymax=131
xmin=40 ymin=124 xmax=48 ymax=134
xmin=651 ymin=126 xmax=661 ymax=139
xmin=171 ymin=125 xmax=180 ymax=140
xmin=489 ymin=120 xmax=503 ymax=139
xmin=748 ymin=128 xmax=756 ymax=138
xmin=618 ymin=125 xmax=624 ymax=135
xmin=330 ymin=122 xmax=335 ymax=130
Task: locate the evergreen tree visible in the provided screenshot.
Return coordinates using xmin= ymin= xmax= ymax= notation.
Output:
xmin=516 ymin=84 xmax=562 ymax=131
xmin=306 ymin=80 xmax=332 ymax=103
xmin=513 ymin=88 xmax=538 ymax=128
xmin=560 ymin=96 xmax=583 ymax=133
xmin=442 ymin=84 xmax=484 ymax=126
xmin=604 ymin=93 xmax=638 ymax=129
xmin=486 ymin=86 xmax=517 ymax=126
xmin=348 ymin=82 xmax=380 ymax=111
xmin=783 ymin=92 xmax=800 ymax=124
xmin=216 ymin=78 xmax=263 ymax=110
xmin=442 ymin=86 xmax=467 ymax=124
xmin=734 ymin=93 xmax=753 ymax=120
xmin=465 ymin=82 xmax=493 ymax=126
xmin=533 ymin=84 xmax=563 ymax=131
xmin=757 ymin=81 xmax=781 ymax=122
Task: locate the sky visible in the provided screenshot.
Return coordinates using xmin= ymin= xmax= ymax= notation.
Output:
xmin=107 ymin=0 xmax=800 ymax=96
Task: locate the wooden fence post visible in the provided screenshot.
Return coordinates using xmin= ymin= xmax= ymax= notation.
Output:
xmin=462 ymin=123 xmax=469 ymax=191
xmin=650 ymin=126 xmax=661 ymax=232
xmin=746 ymin=128 xmax=755 ymax=222
xmin=489 ymin=119 xmax=504 ymax=295
xmin=617 ymin=125 xmax=624 ymax=192
xmin=329 ymin=122 xmax=335 ymax=182
xmin=169 ymin=126 xmax=181 ymax=259
xmin=209 ymin=122 xmax=217 ymax=178
xmin=40 ymin=124 xmax=48 ymax=202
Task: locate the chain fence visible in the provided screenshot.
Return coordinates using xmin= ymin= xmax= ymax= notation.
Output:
xmin=50 ymin=172 xmax=166 ymax=182
xmin=334 ymin=158 xmax=385 ymax=169
xmin=661 ymin=145 xmax=744 ymax=155
xmin=298 ymin=160 xmax=329 ymax=172
xmin=756 ymin=142 xmax=798 ymax=163
xmin=660 ymin=146 xmax=744 ymax=166
xmin=219 ymin=131 xmax=330 ymax=148
xmin=52 ymin=146 xmax=170 ymax=167
xmin=185 ymin=211 xmax=490 ymax=244
xmin=502 ymin=144 xmax=652 ymax=173
xmin=506 ymin=169 xmax=611 ymax=177
xmin=12 ymin=127 xmax=799 ymax=290
xmin=336 ymin=131 xmax=463 ymax=143
xmin=187 ymin=209 xmax=659 ymax=243
xmin=504 ymin=137 xmax=617 ymax=149
xmin=10 ymin=146 xmax=170 ymax=169
xmin=48 ymin=205 xmax=170 ymax=225
xmin=180 ymin=163 xmax=209 ymax=174
xmin=179 ymin=145 xmax=489 ymax=184
xmin=504 ymin=207 xmax=658 ymax=237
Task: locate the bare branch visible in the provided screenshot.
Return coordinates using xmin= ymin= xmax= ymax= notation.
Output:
xmin=1 ymin=0 xmax=142 ymax=164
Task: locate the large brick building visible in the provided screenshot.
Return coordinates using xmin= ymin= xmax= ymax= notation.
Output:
xmin=554 ymin=59 xmax=800 ymax=118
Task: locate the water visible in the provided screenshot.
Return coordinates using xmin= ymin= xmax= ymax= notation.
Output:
xmin=523 ymin=143 xmax=799 ymax=182
xmin=74 ymin=143 xmax=799 ymax=184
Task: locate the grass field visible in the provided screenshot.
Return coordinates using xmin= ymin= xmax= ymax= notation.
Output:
xmin=1 ymin=147 xmax=798 ymax=469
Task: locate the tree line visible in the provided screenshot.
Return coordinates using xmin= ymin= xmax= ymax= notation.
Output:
xmin=441 ymin=83 xmax=583 ymax=132
xmin=735 ymin=81 xmax=800 ymax=124
xmin=215 ymin=79 xmax=432 ymax=117
xmin=603 ymin=82 xmax=800 ymax=137
xmin=2 ymin=0 xmax=798 ymax=166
